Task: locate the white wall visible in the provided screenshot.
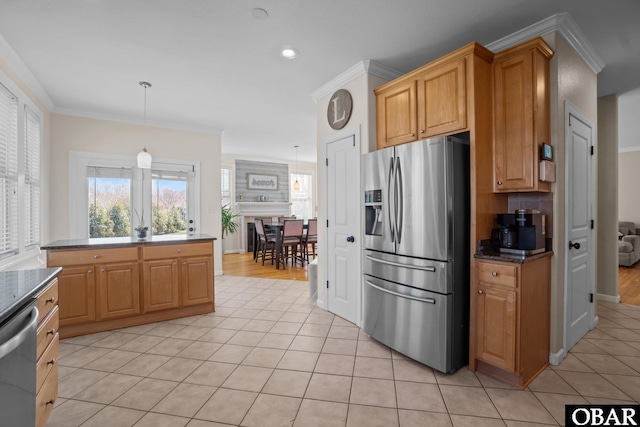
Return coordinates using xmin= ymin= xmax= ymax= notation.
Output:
xmin=618 ymin=87 xmax=640 ymax=152
xmin=49 ymin=113 xmax=223 ymax=274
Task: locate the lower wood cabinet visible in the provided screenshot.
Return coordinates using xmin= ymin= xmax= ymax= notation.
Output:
xmin=46 ymin=239 xmax=215 ymax=338
xmin=472 ymin=255 xmax=551 ymax=388
xmin=35 ymin=277 xmax=60 ymax=427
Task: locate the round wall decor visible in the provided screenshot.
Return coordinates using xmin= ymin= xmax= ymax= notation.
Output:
xmin=327 ymin=89 xmax=353 ymax=130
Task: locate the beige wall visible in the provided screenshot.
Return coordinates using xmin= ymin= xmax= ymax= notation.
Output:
xmin=619 ymin=150 xmax=640 ymax=225
xmin=49 ymin=113 xmax=223 ymax=273
xmin=315 ymin=71 xmax=389 ymax=308
xmin=598 ymin=96 xmax=619 ymax=299
xmin=544 ymin=33 xmax=598 ymax=355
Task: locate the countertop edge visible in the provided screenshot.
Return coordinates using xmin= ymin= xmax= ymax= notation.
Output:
xmin=41 ymin=235 xmax=216 ymax=250
xmin=474 ymin=250 xmax=554 ymax=264
xmin=0 ymin=267 xmax=62 ymax=325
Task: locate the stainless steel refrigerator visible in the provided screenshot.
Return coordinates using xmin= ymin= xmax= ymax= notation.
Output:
xmin=362 ymin=134 xmax=470 ymax=374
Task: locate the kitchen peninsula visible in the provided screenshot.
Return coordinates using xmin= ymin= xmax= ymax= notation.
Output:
xmin=41 ymin=234 xmax=215 ymax=338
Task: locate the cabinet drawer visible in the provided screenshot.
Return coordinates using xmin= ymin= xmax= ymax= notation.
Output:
xmin=37 ymin=306 xmax=59 ymax=359
xmin=37 ymin=334 xmax=59 ymax=394
xmin=477 ymin=262 xmax=517 ymax=288
xmin=48 ymin=247 xmax=139 ymax=266
xmin=36 ymin=361 xmax=58 ymax=427
xmin=143 ymin=242 xmax=213 ymax=260
xmin=36 ymin=279 xmax=58 ymax=323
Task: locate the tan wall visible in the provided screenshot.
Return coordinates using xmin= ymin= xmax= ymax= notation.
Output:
xmin=315 ymin=71 xmax=389 ymax=307
xmin=0 ymin=56 xmax=52 ymax=246
xmin=544 ymin=33 xmax=598 ymax=355
xmin=598 ymin=96 xmax=619 ymax=299
xmin=619 ymin=150 xmax=640 ymax=225
xmin=49 ymin=113 xmax=223 ymax=273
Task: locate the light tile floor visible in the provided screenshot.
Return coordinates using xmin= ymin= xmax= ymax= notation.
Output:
xmin=47 ymin=275 xmax=640 ymax=427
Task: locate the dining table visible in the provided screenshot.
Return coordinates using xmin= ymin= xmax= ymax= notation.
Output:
xmin=261 ymin=221 xmax=308 ymax=269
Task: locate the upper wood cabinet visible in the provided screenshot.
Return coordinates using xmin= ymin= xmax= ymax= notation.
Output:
xmin=375 ymin=43 xmax=489 ymax=149
xmin=493 ymin=37 xmax=553 ymax=193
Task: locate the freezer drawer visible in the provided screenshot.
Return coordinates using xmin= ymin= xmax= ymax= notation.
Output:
xmin=363 ymin=275 xmax=453 ymax=373
xmin=364 ymin=250 xmax=450 ymax=294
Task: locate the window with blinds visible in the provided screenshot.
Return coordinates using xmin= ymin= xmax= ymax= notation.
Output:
xmin=24 ymin=105 xmax=41 ymax=247
xmin=0 ymin=83 xmax=19 ymax=257
xmin=221 ymin=167 xmax=231 ymax=206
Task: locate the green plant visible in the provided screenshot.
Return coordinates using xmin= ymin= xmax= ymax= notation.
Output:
xmin=221 ymin=204 xmax=240 ymax=238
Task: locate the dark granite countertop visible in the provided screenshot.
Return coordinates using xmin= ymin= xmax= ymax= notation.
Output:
xmin=41 ymin=234 xmax=216 ymax=250
xmin=0 ymin=267 xmax=62 ymax=325
xmin=474 ymin=250 xmax=553 ymax=264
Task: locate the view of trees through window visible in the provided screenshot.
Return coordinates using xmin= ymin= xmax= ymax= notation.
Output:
xmin=88 ymin=177 xmax=131 ymax=238
xmin=152 ymin=178 xmax=187 ymax=235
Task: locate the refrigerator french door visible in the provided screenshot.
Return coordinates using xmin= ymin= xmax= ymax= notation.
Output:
xmin=362 ymin=134 xmax=470 ymax=374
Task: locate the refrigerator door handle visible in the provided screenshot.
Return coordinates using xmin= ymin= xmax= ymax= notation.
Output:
xmin=395 ymin=156 xmax=403 ymax=244
xmin=365 ymin=280 xmax=436 ymax=304
xmin=365 ymin=254 xmax=437 ymax=272
xmin=388 ymin=156 xmax=395 ymax=242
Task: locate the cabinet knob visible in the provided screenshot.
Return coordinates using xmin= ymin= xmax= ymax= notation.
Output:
xmin=497 ymin=180 xmax=503 ymax=185
xmin=101 ymin=268 xmax=105 ymax=272
xmin=47 ymin=358 xmax=56 ymax=366
xmin=87 ymin=269 xmax=92 ymax=274
xmin=183 ymin=261 xmax=187 ymax=265
xmin=177 ymin=248 xmax=182 ymax=253
xmin=47 ymin=329 xmax=55 ymax=336
xmin=492 ymin=272 xmax=497 ymax=277
xmin=45 ymin=399 xmax=55 ymax=406
xmin=420 ymin=129 xmax=425 ymax=134
xmin=478 ymin=289 xmax=484 ymax=295
xmin=410 ymin=133 xmax=415 ymax=137
xmin=45 ymin=297 xmax=55 ymax=304
xmin=94 ymin=255 xmax=100 ymax=259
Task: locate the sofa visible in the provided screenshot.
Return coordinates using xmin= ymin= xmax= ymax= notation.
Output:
xmin=619 ymin=221 xmax=640 ymax=267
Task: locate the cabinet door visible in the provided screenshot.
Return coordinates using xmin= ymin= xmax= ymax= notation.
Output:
xmin=376 ymin=80 xmax=418 ymax=149
xmin=57 ymin=266 xmax=96 ymax=326
xmin=99 ymin=262 xmax=141 ymax=319
xmin=493 ymin=50 xmax=534 ymax=192
xmin=418 ymin=58 xmax=466 ymax=137
xmin=476 ymin=283 xmax=517 ymax=372
xmin=181 ymin=256 xmax=213 ymax=306
xmin=143 ymin=259 xmax=180 ymax=312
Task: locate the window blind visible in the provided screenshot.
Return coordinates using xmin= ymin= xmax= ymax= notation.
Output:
xmin=0 ymin=83 xmax=18 ymax=256
xmin=151 ymin=169 xmax=193 ymax=181
xmin=24 ymin=105 xmax=40 ymax=247
xmin=87 ymin=166 xmax=133 ymax=179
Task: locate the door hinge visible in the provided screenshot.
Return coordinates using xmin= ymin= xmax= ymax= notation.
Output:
xmin=591 ymin=219 xmax=594 ymax=229
xmin=590 ymin=293 xmax=594 ymax=303
xmin=590 ymin=146 xmax=594 ymax=156
xmin=326 ymin=220 xmax=329 ymax=227
xmin=326 ymin=281 xmax=329 ymax=289
xmin=326 ymin=158 xmax=329 ymax=166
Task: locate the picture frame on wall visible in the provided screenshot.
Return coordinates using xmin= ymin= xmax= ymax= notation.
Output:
xmin=248 ymin=173 xmax=278 ymax=190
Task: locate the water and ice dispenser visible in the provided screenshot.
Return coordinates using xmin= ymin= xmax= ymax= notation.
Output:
xmin=364 ymin=189 xmax=383 ymax=236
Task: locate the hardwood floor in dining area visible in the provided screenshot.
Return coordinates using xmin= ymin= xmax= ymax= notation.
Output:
xmin=222 ymin=252 xmax=310 ymax=281
xmin=619 ymin=261 xmax=640 ymax=306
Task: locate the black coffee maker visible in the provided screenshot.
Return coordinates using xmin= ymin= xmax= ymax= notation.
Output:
xmin=492 ymin=210 xmax=546 ymax=255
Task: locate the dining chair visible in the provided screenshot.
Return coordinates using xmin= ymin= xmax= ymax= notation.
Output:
xmin=254 ymin=219 xmax=276 ymax=266
xmin=280 ymin=219 xmax=304 ymax=267
xmin=255 ymin=217 xmax=272 ymax=224
xmin=277 ymin=216 xmax=291 ymax=223
xmin=303 ymin=218 xmax=318 ymax=262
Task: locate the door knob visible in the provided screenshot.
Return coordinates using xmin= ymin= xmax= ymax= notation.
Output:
xmin=346 ymin=236 xmax=355 ymax=243
xmin=569 ymin=241 xmax=581 ymax=250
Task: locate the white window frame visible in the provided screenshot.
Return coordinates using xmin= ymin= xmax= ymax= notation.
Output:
xmin=220 ymin=162 xmax=235 ymax=206
xmin=69 ymin=151 xmax=200 ymax=239
xmin=290 ymin=172 xmax=314 ymax=220
xmin=0 ymin=70 xmax=43 ymax=270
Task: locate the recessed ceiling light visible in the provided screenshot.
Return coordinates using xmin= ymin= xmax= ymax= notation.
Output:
xmin=281 ymin=47 xmax=299 ymax=59
xmin=250 ymin=8 xmax=268 ymax=21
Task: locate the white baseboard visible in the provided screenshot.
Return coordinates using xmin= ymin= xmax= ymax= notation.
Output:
xmin=597 ymin=293 xmax=621 ymax=303
xmin=549 ymin=348 xmax=566 ymax=366
xmin=223 ymin=250 xmax=241 ymax=255
xmin=215 ymin=269 xmax=224 ymax=276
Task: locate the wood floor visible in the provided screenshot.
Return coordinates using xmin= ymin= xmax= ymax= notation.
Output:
xmin=619 ymin=262 xmax=640 ymax=306
xmin=222 ymin=252 xmax=310 ymax=281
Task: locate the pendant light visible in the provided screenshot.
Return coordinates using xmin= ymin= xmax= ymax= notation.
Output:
xmin=137 ymin=81 xmax=152 ymax=169
xmin=293 ymin=145 xmax=301 ymax=191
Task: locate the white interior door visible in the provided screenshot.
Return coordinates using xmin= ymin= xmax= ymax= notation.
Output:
xmin=326 ymin=134 xmax=361 ymax=325
xmin=565 ymin=107 xmax=595 ymax=351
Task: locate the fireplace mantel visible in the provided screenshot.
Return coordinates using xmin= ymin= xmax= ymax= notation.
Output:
xmin=235 ymin=202 xmax=291 ymax=253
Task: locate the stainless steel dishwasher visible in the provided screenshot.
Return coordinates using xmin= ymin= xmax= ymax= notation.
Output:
xmin=0 ymin=301 xmax=38 ymax=427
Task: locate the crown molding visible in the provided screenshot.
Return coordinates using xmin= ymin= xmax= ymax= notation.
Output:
xmin=311 ymin=60 xmax=403 ymax=103
xmin=486 ymin=12 xmax=605 ymax=75
xmin=0 ymin=33 xmax=55 ymax=111
xmin=52 ymin=107 xmax=224 ymax=135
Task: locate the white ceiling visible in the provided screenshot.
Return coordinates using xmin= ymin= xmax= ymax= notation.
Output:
xmin=1 ymin=0 xmax=639 ymax=164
